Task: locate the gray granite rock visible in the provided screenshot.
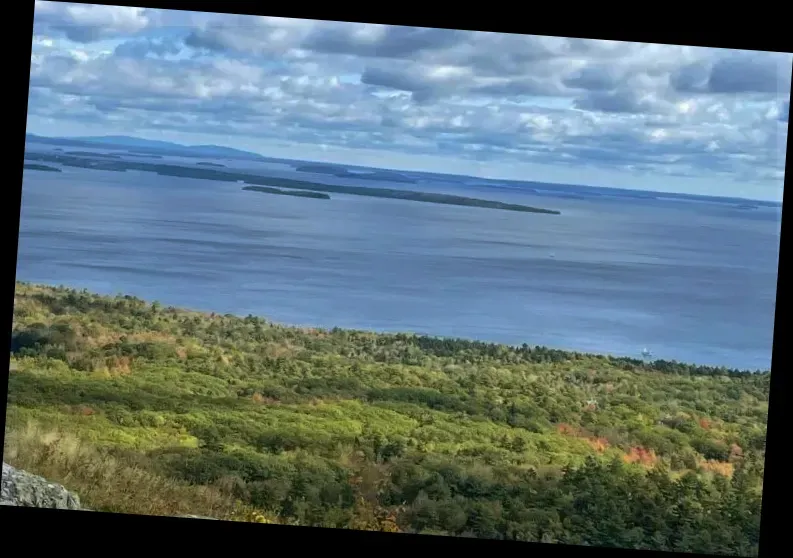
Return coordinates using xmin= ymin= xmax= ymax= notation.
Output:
xmin=1 ymin=462 xmax=83 ymax=510
xmin=2 ymin=462 xmax=221 ymax=519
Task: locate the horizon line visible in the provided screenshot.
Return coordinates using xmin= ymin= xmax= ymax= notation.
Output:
xmin=25 ymin=132 xmax=785 ymax=206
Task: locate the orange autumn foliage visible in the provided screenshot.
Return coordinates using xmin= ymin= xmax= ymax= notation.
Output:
xmin=622 ymin=446 xmax=658 ymax=467
xmin=557 ymin=423 xmax=578 ymax=436
xmin=587 ymin=437 xmax=610 ymax=453
xmin=557 ymin=424 xmax=608 ymax=454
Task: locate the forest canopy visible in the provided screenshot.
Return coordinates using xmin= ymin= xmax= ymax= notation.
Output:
xmin=6 ymin=282 xmax=767 ymax=556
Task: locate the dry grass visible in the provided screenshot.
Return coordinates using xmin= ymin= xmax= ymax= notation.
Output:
xmin=2 ymin=422 xmax=266 ymax=521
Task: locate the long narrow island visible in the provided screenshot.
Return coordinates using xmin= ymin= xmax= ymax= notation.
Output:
xmin=24 ymin=163 xmax=61 ymax=172
xmin=243 ymin=185 xmax=330 ymax=199
xmin=23 ymin=150 xmax=561 ymax=215
xmin=251 ymin=177 xmax=560 ymax=214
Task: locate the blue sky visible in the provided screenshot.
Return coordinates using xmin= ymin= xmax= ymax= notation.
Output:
xmin=27 ymin=2 xmax=791 ymax=201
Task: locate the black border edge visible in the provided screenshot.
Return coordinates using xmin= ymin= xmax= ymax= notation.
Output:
xmin=4 ymin=2 xmax=790 ymax=558
xmin=757 ymin=53 xmax=791 ymax=558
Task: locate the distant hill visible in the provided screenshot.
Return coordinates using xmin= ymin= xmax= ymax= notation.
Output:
xmin=23 ymin=134 xmax=780 ymax=207
xmin=25 ymin=134 xmax=267 ymax=161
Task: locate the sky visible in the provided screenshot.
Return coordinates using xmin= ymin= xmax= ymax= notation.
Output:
xmin=26 ymin=2 xmax=792 ymax=201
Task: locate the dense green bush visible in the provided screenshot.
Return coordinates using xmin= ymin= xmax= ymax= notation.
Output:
xmin=6 ymin=282 xmax=768 ymax=555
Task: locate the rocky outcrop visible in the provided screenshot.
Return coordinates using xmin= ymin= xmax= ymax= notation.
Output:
xmin=1 ymin=462 xmax=84 ymax=510
xmin=1 ymin=462 xmax=220 ymax=519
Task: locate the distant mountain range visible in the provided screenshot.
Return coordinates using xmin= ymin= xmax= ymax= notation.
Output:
xmin=25 ymin=133 xmax=267 ymax=161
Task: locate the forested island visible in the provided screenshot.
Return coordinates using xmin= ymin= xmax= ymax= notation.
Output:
xmin=23 ymin=151 xmax=560 ymax=215
xmin=6 ymin=282 xmax=766 ymax=555
xmin=65 ymin=151 xmax=122 ymax=159
xmin=26 ymin=152 xmax=128 ymax=172
xmin=243 ymin=185 xmax=331 ymax=199
xmin=128 ymin=150 xmax=164 ymax=159
xmin=296 ymin=163 xmax=357 ymax=174
xmin=23 ymin=163 xmax=61 ymax=172
xmin=296 ymin=164 xmax=417 ymax=184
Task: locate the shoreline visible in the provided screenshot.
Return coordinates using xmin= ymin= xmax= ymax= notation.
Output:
xmin=22 ymin=150 xmax=561 ymax=215
xmin=12 ymin=280 xmax=769 ymax=375
xmin=25 ymin=136 xmax=780 ymax=206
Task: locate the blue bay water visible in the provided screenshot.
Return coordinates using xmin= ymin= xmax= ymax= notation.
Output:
xmin=17 ymin=149 xmax=782 ymax=370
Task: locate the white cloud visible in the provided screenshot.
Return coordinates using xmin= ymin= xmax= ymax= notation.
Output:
xmin=26 ymin=3 xmax=791 ymax=201
xmin=34 ymin=1 xmax=151 ymax=42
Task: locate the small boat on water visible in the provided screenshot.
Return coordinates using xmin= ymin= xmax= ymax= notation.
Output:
xmin=641 ymin=348 xmax=653 ymax=359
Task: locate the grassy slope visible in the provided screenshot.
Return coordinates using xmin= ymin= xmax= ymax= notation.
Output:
xmin=5 ymin=282 xmax=767 ymax=554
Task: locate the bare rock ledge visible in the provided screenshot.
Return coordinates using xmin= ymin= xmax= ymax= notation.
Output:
xmin=1 ymin=462 xmax=217 ymax=520
xmin=1 ymin=462 xmax=83 ymax=510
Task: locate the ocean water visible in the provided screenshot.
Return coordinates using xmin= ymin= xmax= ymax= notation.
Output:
xmin=16 ymin=147 xmax=782 ymax=370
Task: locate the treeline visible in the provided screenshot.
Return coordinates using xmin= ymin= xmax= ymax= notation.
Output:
xmin=6 ymin=282 xmax=767 ymax=556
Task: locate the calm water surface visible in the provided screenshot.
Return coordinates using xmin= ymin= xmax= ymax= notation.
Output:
xmin=16 ymin=149 xmax=782 ymax=370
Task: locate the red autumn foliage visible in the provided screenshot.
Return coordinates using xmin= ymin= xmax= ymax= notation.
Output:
xmin=698 ymin=417 xmax=712 ymax=430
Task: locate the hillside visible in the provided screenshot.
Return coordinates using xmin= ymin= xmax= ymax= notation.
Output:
xmin=5 ymin=282 xmax=767 ymax=554
xmin=25 ymin=134 xmax=267 ymax=161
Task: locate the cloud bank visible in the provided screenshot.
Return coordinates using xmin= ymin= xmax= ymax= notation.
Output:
xmin=27 ymin=1 xmax=791 ymax=200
